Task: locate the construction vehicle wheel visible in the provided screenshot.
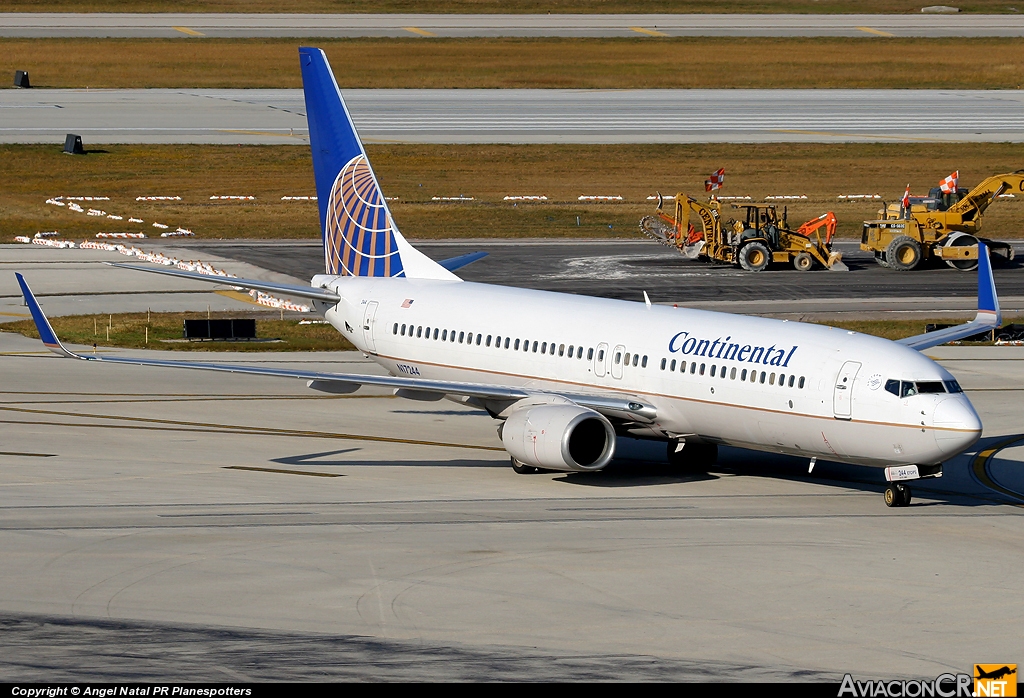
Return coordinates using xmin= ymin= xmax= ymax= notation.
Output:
xmin=943 ymin=233 xmax=979 ymax=271
xmin=738 ymin=241 xmax=771 ymax=272
xmin=793 ymin=252 xmax=815 ymax=272
xmin=886 ymin=236 xmax=922 ymax=271
xmin=874 ymin=252 xmax=890 ymax=268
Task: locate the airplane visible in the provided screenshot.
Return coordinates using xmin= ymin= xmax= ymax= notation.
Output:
xmin=14 ymin=47 xmax=1002 ymax=508
xmin=976 ymin=666 xmax=1016 ymax=681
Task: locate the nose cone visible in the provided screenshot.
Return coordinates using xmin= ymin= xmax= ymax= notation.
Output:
xmin=933 ymin=397 xmax=983 ymax=456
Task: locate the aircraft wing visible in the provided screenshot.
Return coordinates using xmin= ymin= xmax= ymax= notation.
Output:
xmin=897 ymin=242 xmax=1002 ymax=351
xmin=108 ymin=262 xmax=342 ymax=303
xmin=13 ymin=273 xmax=656 ymax=424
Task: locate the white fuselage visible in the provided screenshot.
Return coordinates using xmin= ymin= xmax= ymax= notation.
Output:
xmin=313 ymin=275 xmax=982 ymax=468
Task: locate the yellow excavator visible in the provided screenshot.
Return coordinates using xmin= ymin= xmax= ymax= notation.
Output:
xmin=861 ymin=170 xmax=1022 ymax=271
xmin=640 ymin=193 xmax=846 ymax=272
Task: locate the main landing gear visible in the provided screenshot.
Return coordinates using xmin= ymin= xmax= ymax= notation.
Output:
xmin=510 ymin=457 xmax=537 ymax=474
xmin=884 ymin=483 xmax=912 ymax=508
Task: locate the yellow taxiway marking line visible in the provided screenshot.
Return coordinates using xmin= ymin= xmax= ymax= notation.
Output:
xmin=772 ymin=129 xmax=944 ymax=142
xmin=403 ymin=26 xmax=437 ymax=37
xmin=224 ymin=465 xmax=342 ymax=478
xmin=856 ymin=26 xmax=895 ymax=37
xmin=971 ymin=434 xmax=1024 ymax=506
xmin=0 ymin=312 xmax=30 ymax=318
xmin=629 ymin=26 xmax=669 ymax=37
xmin=172 ymin=26 xmax=205 ymax=37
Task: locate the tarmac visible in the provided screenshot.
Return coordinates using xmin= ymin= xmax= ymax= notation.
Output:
xmin=2 ymin=240 xmax=1024 ymax=680
xmin=3 ymin=13 xmax=1024 ymax=38
xmin=4 ymin=88 xmax=1024 ymax=144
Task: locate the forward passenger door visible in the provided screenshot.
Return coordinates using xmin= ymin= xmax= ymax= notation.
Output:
xmin=362 ymin=301 xmax=379 ymax=353
xmin=833 ymin=361 xmax=861 ymax=419
xmin=594 ymin=342 xmax=609 ymax=377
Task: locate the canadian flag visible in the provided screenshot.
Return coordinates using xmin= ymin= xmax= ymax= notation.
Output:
xmin=705 ymin=168 xmax=725 ymax=192
xmin=939 ymin=170 xmax=959 ymax=193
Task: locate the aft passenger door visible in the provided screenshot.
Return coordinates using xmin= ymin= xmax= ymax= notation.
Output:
xmin=594 ymin=342 xmax=609 ymax=377
xmin=833 ymin=361 xmax=861 ymax=419
xmin=362 ymin=301 xmax=379 ymax=353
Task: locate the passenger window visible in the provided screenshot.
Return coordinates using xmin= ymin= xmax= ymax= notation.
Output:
xmin=451 ymin=330 xmax=456 ymax=343
xmin=597 ymin=349 xmax=604 ymax=361
xmin=779 ymin=373 xmax=785 ymax=386
xmin=393 ymin=323 xmax=398 ymax=335
xmin=476 ymin=334 xmax=482 ymax=346
xmin=557 ymin=344 xmax=564 ymax=356
xmin=624 ymin=352 xmax=630 ymax=365
xmin=788 ymin=375 xmax=794 ymax=388
xmin=504 ymin=337 xmax=510 ymax=349
xmin=459 ymin=331 xmax=465 ymax=343
xmin=699 ymin=363 xmax=705 ymax=376
xmin=425 ymin=326 xmax=430 ymax=337
xmin=769 ymin=372 xmax=775 ymax=385
xmin=433 ymin=328 xmax=439 ymax=340
xmin=577 ymin=347 xmax=584 ymax=359
xmin=568 ymin=344 xmax=573 ymax=357
xmin=741 ymin=369 xmax=747 ymax=381
xmin=634 ymin=355 xmax=640 ymax=367
xmin=615 ymin=352 xmax=622 ymax=364
xmin=798 ymin=376 xmax=805 ymax=389
xmin=514 ymin=339 xmax=520 ymax=350
xmin=759 ymin=371 xmax=766 ymax=384
xmin=690 ymin=362 xmax=696 ymax=374
xmin=642 ymin=356 xmax=648 ymax=368
xmin=417 ymin=326 xmax=423 ymax=338
xmin=670 ymin=359 xmax=676 ymax=371
xmin=542 ymin=342 xmax=548 ymax=354
xmin=710 ymin=365 xmax=716 ymax=377
xmin=442 ymin=329 xmax=447 ymax=341
xmin=730 ymin=367 xmax=736 ymax=379
xmin=590 ymin=348 xmax=596 ymax=360
xmin=661 ymin=358 xmax=667 ymax=370
xmin=532 ymin=341 xmax=539 ymax=352
xmin=486 ymin=335 xmax=492 ymax=347
xmin=401 ymin=324 xmax=407 ymax=336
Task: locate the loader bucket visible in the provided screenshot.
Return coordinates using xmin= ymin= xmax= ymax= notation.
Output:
xmin=826 ymin=252 xmax=849 ymax=272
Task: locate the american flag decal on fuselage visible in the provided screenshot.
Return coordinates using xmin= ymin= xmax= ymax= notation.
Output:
xmin=325 ymin=154 xmax=404 ymax=277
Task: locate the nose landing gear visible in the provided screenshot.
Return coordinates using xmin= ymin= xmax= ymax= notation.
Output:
xmin=884 ymin=483 xmax=912 ymax=508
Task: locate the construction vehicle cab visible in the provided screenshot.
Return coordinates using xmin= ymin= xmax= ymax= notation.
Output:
xmin=863 ymin=171 xmax=1022 ymax=271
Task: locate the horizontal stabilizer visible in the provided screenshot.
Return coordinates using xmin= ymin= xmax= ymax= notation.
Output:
xmin=438 ymin=251 xmax=488 ymax=272
xmin=109 ymin=263 xmax=342 ymax=303
xmin=898 ymin=242 xmax=1001 ymax=351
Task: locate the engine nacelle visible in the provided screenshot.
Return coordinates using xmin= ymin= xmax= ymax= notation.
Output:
xmin=501 ymin=404 xmax=615 ymax=471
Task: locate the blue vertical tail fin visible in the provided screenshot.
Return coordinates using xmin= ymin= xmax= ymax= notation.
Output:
xmin=299 ymin=47 xmax=456 ymax=281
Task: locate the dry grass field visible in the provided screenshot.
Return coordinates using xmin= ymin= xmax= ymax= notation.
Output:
xmin=1 ymin=312 xmax=355 ymax=352
xmin=2 ymin=143 xmax=1021 ymax=241
xmin=2 ymin=2 xmax=1018 ymax=14
xmin=3 ymin=37 xmax=1024 ymax=89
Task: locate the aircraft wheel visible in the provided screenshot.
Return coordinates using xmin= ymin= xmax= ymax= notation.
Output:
xmin=898 ymin=484 xmax=912 ymax=506
xmin=793 ymin=252 xmax=815 ymax=272
xmin=943 ymin=233 xmax=979 ymax=271
xmin=886 ymin=236 xmax=923 ymax=271
xmin=510 ymin=457 xmax=537 ymax=475
xmin=738 ymin=241 xmax=771 ymax=272
xmin=884 ymin=485 xmax=900 ymax=507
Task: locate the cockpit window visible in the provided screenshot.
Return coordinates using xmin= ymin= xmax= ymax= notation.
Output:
xmin=916 ymin=381 xmax=946 ymax=394
xmin=944 ymin=380 xmax=963 ymax=393
xmin=884 ymin=379 xmax=900 ymax=397
xmin=889 ymin=379 xmax=951 ymax=398
xmin=900 ymin=381 xmax=918 ymax=398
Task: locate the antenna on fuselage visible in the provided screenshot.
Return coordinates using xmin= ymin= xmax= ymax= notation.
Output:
xmin=643 ymin=291 xmax=652 ymax=309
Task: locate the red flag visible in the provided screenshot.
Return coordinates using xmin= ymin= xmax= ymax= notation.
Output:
xmin=901 ymin=184 xmax=911 ymax=210
xmin=705 ymin=168 xmax=725 ymax=192
xmin=939 ymin=170 xmax=959 ymax=193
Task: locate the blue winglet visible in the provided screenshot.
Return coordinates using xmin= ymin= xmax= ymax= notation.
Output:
xmin=438 ymin=251 xmax=488 ymax=272
xmin=977 ymin=242 xmax=1001 ymax=323
xmin=14 ymin=273 xmax=80 ymax=358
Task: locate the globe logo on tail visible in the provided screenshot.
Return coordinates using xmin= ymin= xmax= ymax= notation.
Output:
xmin=324 ymin=154 xmax=403 ymax=277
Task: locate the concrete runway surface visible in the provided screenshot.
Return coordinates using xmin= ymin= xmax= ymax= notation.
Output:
xmin=5 ymin=240 xmax=1024 ymax=321
xmin=4 ymin=88 xmax=1024 ymax=144
xmin=1 ymin=329 xmax=1023 ymax=681
xmin=3 ymin=13 xmax=1024 ymax=38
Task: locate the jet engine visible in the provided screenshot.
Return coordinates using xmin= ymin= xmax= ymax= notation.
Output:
xmin=501 ymin=404 xmax=615 ymax=471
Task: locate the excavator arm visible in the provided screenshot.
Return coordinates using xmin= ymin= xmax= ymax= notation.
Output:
xmin=947 ymin=170 xmax=1024 ymax=222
